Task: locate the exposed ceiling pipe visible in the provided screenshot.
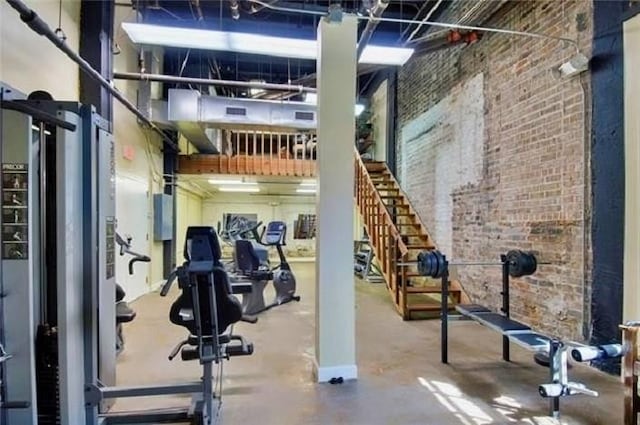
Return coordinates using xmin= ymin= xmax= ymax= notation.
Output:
xmin=405 ymin=0 xmax=445 ymax=43
xmin=4 ymin=0 xmax=179 ymax=151
xmin=113 ymin=71 xmax=317 ymax=93
xmin=230 ymin=0 xmax=241 ymax=19
xmin=191 ymin=0 xmax=204 ymax=21
xmin=356 ymin=0 xmax=390 ymax=60
xmin=246 ymin=0 xmax=279 ymax=14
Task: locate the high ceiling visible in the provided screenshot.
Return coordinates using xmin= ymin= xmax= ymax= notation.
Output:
xmin=123 ymin=1 xmax=450 ymax=99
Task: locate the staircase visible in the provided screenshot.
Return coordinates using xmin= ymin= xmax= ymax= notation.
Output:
xmin=354 ymin=152 xmax=469 ymax=319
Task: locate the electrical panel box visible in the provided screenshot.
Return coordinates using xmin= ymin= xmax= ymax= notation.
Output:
xmin=153 ymin=193 xmax=173 ymax=241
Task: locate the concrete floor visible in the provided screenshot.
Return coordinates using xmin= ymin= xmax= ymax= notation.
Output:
xmin=115 ymin=263 xmax=623 ymax=425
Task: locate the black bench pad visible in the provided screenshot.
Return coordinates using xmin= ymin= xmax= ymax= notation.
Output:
xmin=456 ymin=304 xmax=493 ymax=315
xmin=466 ymin=313 xmax=531 ymax=333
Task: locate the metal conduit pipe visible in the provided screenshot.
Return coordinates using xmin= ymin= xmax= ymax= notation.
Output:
xmin=113 ymin=72 xmax=317 ymax=93
xmin=230 ymin=0 xmax=240 ymax=19
xmin=249 ymin=0 xmax=579 ymax=47
xmin=4 ymin=0 xmax=179 ymax=151
xmin=247 ymin=0 xmax=279 ymax=14
xmin=356 ymin=0 xmax=390 ymax=60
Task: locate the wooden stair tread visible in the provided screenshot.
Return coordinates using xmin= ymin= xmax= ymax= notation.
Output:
xmin=396 ymin=223 xmax=420 ymax=227
xmin=405 ymin=244 xmax=435 ymax=249
xmin=385 ymin=204 xmax=410 ymax=208
xmin=379 ymin=195 xmax=403 ymax=199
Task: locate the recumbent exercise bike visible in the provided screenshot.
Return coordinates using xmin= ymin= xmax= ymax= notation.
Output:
xmin=158 ymin=226 xmax=255 ymax=424
xmin=232 ymin=220 xmax=300 ymax=315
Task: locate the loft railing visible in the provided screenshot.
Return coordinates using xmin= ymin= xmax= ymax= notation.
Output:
xmin=178 ymin=130 xmax=316 ymax=176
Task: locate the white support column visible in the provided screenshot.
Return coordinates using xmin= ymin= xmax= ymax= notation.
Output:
xmin=314 ymin=13 xmax=358 ymax=383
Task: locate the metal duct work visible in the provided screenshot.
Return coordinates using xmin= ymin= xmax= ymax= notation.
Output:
xmin=357 ymin=0 xmax=391 ymax=59
xmin=166 ymin=89 xmax=317 ymax=153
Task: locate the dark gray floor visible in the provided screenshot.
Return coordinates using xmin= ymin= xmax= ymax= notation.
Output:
xmin=115 ymin=263 xmax=623 ymax=425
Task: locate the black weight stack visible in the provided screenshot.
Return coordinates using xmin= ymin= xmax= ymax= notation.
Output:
xmin=35 ymin=324 xmax=60 ymax=425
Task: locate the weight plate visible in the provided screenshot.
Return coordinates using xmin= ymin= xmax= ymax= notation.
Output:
xmin=507 ymin=250 xmax=524 ymax=277
xmin=417 ymin=252 xmax=428 ymax=276
xmin=427 ymin=251 xmax=437 ymax=278
xmin=507 ymin=250 xmax=538 ymax=277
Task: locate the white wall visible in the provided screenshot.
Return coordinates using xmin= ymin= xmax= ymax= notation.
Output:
xmin=370 ymin=80 xmax=388 ymax=162
xmin=0 ymin=0 xmax=80 ymax=99
xmin=176 ymin=186 xmax=203 ymax=263
xmin=399 ymin=73 xmax=485 ymax=256
xmin=201 ymin=194 xmax=316 ymax=257
xmin=113 ymin=6 xmax=166 ymax=292
xmin=624 ymin=14 xmax=640 ymax=321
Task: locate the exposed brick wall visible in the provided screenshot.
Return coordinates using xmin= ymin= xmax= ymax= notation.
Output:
xmin=396 ymin=0 xmax=593 ymax=340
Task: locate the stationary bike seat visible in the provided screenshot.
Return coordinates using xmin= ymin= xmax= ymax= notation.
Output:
xmin=116 ymin=301 xmax=136 ymax=323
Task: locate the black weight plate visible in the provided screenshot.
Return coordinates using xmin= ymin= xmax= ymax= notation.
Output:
xmin=435 ymin=250 xmax=446 ymax=279
xmin=507 ymin=250 xmax=538 ymax=277
xmin=525 ymin=252 xmax=537 ymax=276
xmin=507 ymin=250 xmax=524 ymax=277
xmin=417 ymin=252 xmax=428 ymax=276
xmin=427 ymin=251 xmax=438 ymax=278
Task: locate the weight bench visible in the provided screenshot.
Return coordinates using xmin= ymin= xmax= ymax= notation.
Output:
xmin=435 ymin=251 xmax=597 ymax=419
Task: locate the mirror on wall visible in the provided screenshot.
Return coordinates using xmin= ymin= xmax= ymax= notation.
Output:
xmin=293 ymin=214 xmax=316 ymax=240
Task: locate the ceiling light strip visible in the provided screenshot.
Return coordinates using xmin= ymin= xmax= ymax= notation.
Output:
xmin=121 ymin=23 xmax=414 ymax=66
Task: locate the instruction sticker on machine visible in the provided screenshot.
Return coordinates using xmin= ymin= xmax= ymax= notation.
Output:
xmin=1 ymin=164 xmax=28 ymax=260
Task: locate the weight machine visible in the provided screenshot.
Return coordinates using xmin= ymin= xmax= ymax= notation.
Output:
xmin=86 ymin=226 xmax=253 ymax=425
xmin=0 ymin=85 xmax=115 ymax=425
xmin=0 ymin=85 xmax=253 ymax=424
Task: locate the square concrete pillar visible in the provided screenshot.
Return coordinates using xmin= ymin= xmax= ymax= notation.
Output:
xmin=314 ymin=13 xmax=358 ymax=382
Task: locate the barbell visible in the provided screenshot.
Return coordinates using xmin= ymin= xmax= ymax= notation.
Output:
xmin=399 ymin=249 xmax=541 ymax=279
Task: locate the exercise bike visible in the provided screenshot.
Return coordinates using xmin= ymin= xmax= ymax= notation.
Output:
xmin=114 ymin=233 xmax=150 ymax=355
xmin=218 ymin=216 xmax=269 ymax=270
xmin=233 ymin=221 xmax=300 ymax=315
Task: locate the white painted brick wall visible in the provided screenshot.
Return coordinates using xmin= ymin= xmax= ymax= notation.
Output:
xmin=400 ymin=73 xmax=485 ymax=256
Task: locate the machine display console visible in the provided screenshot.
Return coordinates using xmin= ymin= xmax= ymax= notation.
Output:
xmin=265 ymin=221 xmax=286 ymax=246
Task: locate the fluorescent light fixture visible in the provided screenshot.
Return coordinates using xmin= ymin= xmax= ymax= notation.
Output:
xmin=208 ymin=179 xmax=257 ymax=185
xmin=219 ymin=186 xmax=260 ymax=193
xmin=296 ymin=188 xmax=317 ymax=194
xmin=299 ymin=182 xmax=316 ymax=187
xmin=304 ymin=95 xmax=365 ymax=117
xmin=121 ymin=23 xmax=414 ymax=66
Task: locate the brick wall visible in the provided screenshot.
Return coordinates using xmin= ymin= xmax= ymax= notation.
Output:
xmin=396 ymin=0 xmax=593 ymax=340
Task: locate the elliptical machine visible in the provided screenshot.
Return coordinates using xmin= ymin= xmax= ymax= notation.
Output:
xmin=234 ymin=221 xmax=300 ymax=315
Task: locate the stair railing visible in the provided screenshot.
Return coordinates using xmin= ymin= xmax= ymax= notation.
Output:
xmin=354 ymin=148 xmax=410 ymax=315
